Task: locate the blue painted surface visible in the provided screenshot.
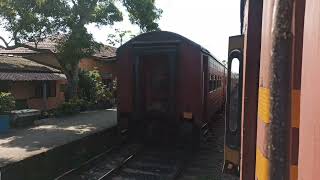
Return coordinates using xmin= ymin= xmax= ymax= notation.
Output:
xmin=0 ymin=114 xmax=10 ymax=132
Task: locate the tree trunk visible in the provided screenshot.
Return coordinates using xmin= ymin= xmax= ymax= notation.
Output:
xmin=65 ymin=65 xmax=79 ymax=101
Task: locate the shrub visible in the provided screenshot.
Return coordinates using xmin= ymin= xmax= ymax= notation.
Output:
xmin=78 ymin=69 xmax=112 ymax=105
xmin=71 ymin=98 xmax=89 ymax=111
xmin=55 ymin=99 xmax=81 ymax=116
xmin=0 ymin=92 xmax=15 ymax=113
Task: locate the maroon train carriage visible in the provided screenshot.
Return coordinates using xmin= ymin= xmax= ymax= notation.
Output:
xmin=116 ymin=31 xmax=227 ymax=144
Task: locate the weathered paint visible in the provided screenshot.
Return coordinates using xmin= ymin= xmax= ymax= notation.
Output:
xmin=298 ymin=0 xmax=320 ymax=179
xmin=240 ymin=0 xmax=263 ymax=179
xmin=256 ymin=0 xmax=294 ymax=179
xmin=290 ymin=0 xmax=305 ymax=178
xmin=291 ymin=90 xmax=300 ymax=128
xmin=117 ymin=32 xmax=226 ymax=134
xmin=239 ymin=0 xmax=304 ymax=179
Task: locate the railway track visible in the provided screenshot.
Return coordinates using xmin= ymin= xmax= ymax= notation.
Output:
xmin=178 ymin=113 xmax=238 ymax=180
xmin=55 ymin=143 xmax=142 ymax=180
xmin=108 ymin=145 xmax=189 ymax=180
xmin=56 ymin=112 xmax=237 ymax=180
xmin=56 ymin=141 xmax=190 ymax=180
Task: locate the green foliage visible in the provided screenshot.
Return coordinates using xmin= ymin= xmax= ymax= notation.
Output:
xmin=0 ymin=0 xmax=162 ymax=98
xmin=78 ymin=70 xmax=112 ymax=104
xmin=0 ymin=0 xmax=162 ymax=44
xmin=55 ymin=98 xmax=81 ymax=116
xmin=122 ymin=0 xmax=163 ymax=32
xmin=55 ymin=97 xmax=97 ymax=116
xmin=56 ymin=29 xmax=101 ymax=69
xmin=0 ymin=0 xmax=68 ymax=43
xmin=107 ymin=28 xmax=135 ymax=47
xmin=0 ymin=92 xmax=16 ymax=113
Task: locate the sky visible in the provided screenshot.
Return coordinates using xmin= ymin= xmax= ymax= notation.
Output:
xmin=155 ymin=0 xmax=241 ymax=61
xmin=0 ymin=0 xmax=241 ymax=61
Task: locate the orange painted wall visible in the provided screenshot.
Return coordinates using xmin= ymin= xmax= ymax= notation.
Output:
xmin=79 ymin=58 xmax=117 ymax=80
xmin=10 ymin=80 xmax=66 ymax=110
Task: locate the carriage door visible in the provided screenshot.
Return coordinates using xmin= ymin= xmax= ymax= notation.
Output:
xmin=143 ymin=55 xmax=170 ymax=118
xmin=138 ymin=53 xmax=176 ymax=141
xmin=223 ymin=35 xmax=244 ymax=176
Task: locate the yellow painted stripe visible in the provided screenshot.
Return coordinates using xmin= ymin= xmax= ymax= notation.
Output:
xmin=291 ymin=165 xmax=298 ymax=180
xmin=291 ymin=90 xmax=300 ymax=128
xmin=256 ymin=148 xmax=270 ymax=180
xmin=258 ymin=87 xmax=271 ymax=124
xmin=258 ymin=88 xmax=300 ymax=127
xmin=224 ymin=145 xmax=240 ymax=165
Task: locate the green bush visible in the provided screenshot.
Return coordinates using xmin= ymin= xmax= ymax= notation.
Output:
xmin=0 ymin=92 xmax=15 ymax=113
xmin=55 ymin=99 xmax=81 ymax=116
xmin=71 ymin=98 xmax=91 ymax=111
xmin=78 ymin=69 xmax=112 ymax=105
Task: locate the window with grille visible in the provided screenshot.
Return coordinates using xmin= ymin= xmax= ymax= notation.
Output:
xmin=34 ymin=81 xmax=56 ymax=98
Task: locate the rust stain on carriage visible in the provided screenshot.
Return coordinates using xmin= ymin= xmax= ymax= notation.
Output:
xmin=291 ymin=90 xmax=300 ymax=128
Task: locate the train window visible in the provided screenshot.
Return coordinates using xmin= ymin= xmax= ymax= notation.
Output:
xmin=221 ymin=77 xmax=223 ymax=86
xmin=229 ymin=58 xmax=241 ymax=133
xmin=212 ymin=75 xmax=215 ymax=89
xmin=214 ymin=76 xmax=218 ymax=90
xmin=209 ymin=74 xmax=214 ymax=91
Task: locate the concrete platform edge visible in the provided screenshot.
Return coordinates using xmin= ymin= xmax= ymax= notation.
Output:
xmin=0 ymin=126 xmax=119 ymax=180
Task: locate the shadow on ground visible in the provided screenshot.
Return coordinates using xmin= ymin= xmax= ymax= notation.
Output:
xmin=0 ymin=109 xmax=117 ymax=166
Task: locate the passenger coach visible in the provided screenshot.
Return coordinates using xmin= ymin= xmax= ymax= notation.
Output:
xmin=117 ymin=31 xmax=226 ymax=144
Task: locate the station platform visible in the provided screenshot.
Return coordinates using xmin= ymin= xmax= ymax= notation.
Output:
xmin=0 ymin=109 xmax=118 ymax=180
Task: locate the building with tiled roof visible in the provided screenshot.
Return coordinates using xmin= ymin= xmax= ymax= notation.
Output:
xmin=0 ymin=55 xmax=66 ymax=110
xmin=0 ymin=42 xmax=117 ymax=68
xmin=0 ymin=55 xmax=61 ymax=73
xmin=0 ymin=39 xmax=118 ymax=89
xmin=0 ymin=39 xmax=117 ymax=59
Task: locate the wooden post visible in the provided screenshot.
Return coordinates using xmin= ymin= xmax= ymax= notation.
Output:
xmin=43 ymin=81 xmax=48 ymax=110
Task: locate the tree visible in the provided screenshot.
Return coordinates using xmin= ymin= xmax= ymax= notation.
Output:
xmin=107 ymin=28 xmax=136 ymax=47
xmin=0 ymin=0 xmax=162 ymax=99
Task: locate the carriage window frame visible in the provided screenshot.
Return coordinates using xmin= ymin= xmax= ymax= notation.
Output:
xmin=218 ymin=76 xmax=222 ymax=88
xmin=213 ymin=75 xmax=217 ymax=91
xmin=208 ymin=74 xmax=214 ymax=92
